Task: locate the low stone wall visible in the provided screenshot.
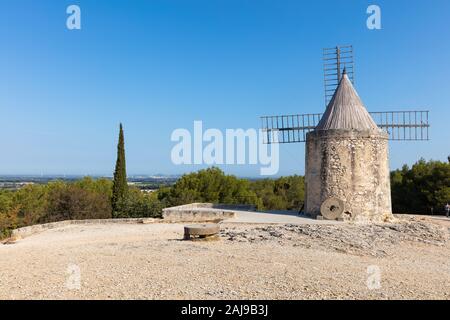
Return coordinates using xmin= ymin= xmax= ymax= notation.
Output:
xmin=11 ymin=218 xmax=159 ymax=239
xmin=162 ymin=203 xmax=244 ymax=223
xmin=11 ymin=203 xmax=250 ymax=239
xmin=165 ymin=203 xmax=255 ymax=211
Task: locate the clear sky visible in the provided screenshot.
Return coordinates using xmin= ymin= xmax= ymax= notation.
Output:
xmin=0 ymin=0 xmax=449 ymax=177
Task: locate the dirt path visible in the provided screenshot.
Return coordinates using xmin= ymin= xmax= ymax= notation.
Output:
xmin=0 ymin=216 xmax=449 ymax=300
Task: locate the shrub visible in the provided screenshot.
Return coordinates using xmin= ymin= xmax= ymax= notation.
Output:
xmin=161 ymin=167 xmax=259 ymax=207
xmin=114 ymin=188 xmax=163 ymax=218
xmin=391 ymin=159 xmax=450 ymax=214
xmin=250 ymin=175 xmax=305 ymax=210
xmin=0 ymin=207 xmax=20 ymax=239
xmin=40 ymin=183 xmax=112 ymax=223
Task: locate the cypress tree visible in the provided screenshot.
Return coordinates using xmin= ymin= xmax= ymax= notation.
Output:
xmin=112 ymin=123 xmax=128 ymax=216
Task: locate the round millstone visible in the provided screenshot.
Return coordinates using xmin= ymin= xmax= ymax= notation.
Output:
xmin=184 ymin=223 xmax=220 ymax=240
xmin=320 ymin=197 xmax=345 ymax=220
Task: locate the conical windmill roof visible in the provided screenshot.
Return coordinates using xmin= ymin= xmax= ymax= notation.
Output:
xmin=316 ymin=71 xmax=379 ymax=131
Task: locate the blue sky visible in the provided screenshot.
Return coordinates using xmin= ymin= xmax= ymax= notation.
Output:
xmin=0 ymin=0 xmax=449 ymax=177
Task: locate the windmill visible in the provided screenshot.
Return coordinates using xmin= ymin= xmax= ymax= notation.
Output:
xmin=260 ymin=45 xmax=430 ymax=222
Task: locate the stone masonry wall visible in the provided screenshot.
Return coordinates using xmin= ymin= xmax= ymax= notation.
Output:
xmin=305 ymin=129 xmax=392 ymax=222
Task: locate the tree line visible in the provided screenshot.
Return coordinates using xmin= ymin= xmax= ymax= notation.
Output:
xmin=1 ymin=160 xmax=449 ymax=239
xmin=1 ymin=124 xmax=448 ymax=239
xmin=0 ymin=168 xmax=306 ymax=238
xmin=391 ymin=159 xmax=450 ymax=214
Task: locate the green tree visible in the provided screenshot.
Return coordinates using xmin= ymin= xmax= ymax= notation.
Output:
xmin=112 ymin=123 xmax=128 ymax=216
xmin=391 ymin=159 xmax=450 ymax=214
xmin=114 ymin=188 xmax=163 ymax=218
xmin=249 ymin=175 xmax=305 ymax=210
xmin=42 ymin=183 xmax=112 ymax=223
xmin=162 ymin=167 xmax=258 ymax=207
xmin=0 ymin=206 xmax=19 ymax=239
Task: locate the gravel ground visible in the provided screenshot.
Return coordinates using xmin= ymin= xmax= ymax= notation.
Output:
xmin=0 ymin=215 xmax=449 ymax=300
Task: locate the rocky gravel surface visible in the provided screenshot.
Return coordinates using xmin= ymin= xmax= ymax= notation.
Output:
xmin=0 ymin=216 xmax=449 ymax=300
xmin=222 ymin=217 xmax=449 ymax=257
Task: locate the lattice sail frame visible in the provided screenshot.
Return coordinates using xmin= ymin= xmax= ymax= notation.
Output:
xmin=261 ymin=111 xmax=430 ymax=144
xmin=261 ymin=45 xmax=430 ymax=144
xmin=323 ymin=45 xmax=355 ymax=106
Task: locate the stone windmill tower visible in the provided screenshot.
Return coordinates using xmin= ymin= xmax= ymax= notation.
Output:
xmin=261 ymin=45 xmax=430 ymax=222
xmin=305 ymin=69 xmax=391 ymax=222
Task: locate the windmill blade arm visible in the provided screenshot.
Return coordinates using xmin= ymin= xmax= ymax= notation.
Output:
xmin=260 ymin=110 xmax=430 ymax=143
xmin=260 ymin=113 xmax=322 ymax=144
xmin=370 ymin=110 xmax=430 ymax=141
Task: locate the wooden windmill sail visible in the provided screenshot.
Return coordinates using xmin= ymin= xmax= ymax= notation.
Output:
xmin=261 ymin=45 xmax=430 ymax=143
